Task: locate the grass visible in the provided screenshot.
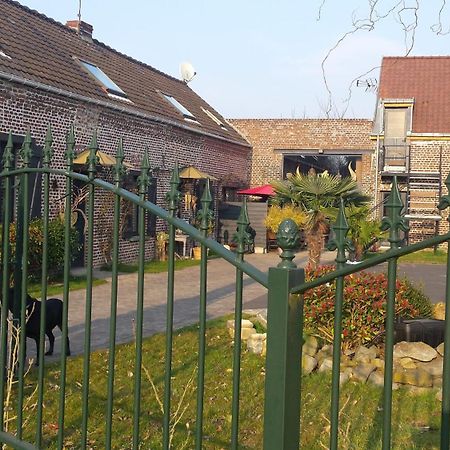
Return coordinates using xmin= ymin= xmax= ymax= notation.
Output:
xmin=365 ymin=249 xmax=448 ymax=265
xmin=101 ymin=258 xmax=208 ymax=274
xmin=398 ymin=249 xmax=448 ymax=264
xmin=28 ymin=276 xmax=107 ymax=298
xmin=8 ymin=317 xmax=443 ymax=449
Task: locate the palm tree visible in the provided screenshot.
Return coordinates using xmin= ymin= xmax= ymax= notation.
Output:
xmin=271 ymin=169 xmax=370 ymax=268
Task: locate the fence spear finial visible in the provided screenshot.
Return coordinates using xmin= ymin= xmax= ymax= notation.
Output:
xmin=381 ymin=176 xmax=409 ymax=249
xmin=327 ymin=198 xmax=353 ymax=268
xmin=43 ymin=125 xmax=53 ymax=167
xmin=438 ymin=172 xmax=450 ymax=222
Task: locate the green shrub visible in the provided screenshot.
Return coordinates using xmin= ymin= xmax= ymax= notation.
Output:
xmin=1 ymin=218 xmax=80 ymax=281
xmin=303 ymin=266 xmax=432 ymax=350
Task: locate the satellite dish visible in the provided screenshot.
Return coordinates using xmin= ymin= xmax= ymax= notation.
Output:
xmin=180 ymin=62 xmax=196 ymax=83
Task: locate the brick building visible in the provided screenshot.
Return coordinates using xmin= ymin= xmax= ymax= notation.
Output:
xmin=0 ymin=0 xmax=250 ymax=266
xmin=372 ymin=56 xmax=450 ymax=241
xmin=229 ymin=119 xmax=375 ymax=198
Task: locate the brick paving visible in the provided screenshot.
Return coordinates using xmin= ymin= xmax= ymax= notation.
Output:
xmin=43 ymin=251 xmax=446 ymax=359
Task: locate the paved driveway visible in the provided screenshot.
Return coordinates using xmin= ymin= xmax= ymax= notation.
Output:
xmin=44 ymin=251 xmax=447 ymax=358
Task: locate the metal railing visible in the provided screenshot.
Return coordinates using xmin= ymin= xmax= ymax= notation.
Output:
xmin=0 ymin=126 xmax=449 ymax=449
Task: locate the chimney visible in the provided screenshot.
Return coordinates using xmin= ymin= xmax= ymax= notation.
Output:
xmin=66 ymin=20 xmax=93 ymax=40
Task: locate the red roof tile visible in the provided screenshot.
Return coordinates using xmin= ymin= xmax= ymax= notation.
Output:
xmin=379 ymin=56 xmax=450 ymax=134
xmin=0 ymin=0 xmax=248 ymax=146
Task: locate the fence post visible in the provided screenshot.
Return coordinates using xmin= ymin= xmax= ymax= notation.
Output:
xmin=263 ymin=219 xmax=304 ymax=450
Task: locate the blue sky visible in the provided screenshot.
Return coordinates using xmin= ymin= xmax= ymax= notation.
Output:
xmin=18 ymin=1 xmax=450 ymax=119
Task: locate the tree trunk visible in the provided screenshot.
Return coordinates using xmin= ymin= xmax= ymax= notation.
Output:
xmin=306 ymin=229 xmax=323 ymax=270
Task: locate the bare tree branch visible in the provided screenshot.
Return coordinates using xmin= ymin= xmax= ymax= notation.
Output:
xmin=316 ymin=0 xmax=445 ymax=118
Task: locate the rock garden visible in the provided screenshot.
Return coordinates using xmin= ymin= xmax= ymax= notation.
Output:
xmin=227 ymin=266 xmax=446 ymax=398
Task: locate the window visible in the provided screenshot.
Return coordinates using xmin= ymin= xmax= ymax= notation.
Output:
xmin=122 ymin=174 xmax=157 ymax=239
xmin=162 ymin=94 xmax=197 ymax=121
xmin=201 ymin=107 xmax=227 ymax=130
xmin=0 ymin=134 xmax=42 ymax=222
xmin=383 ymin=106 xmax=411 ymax=169
xmin=0 ymin=49 xmax=11 ymax=59
xmin=80 ymin=60 xmax=127 ymax=98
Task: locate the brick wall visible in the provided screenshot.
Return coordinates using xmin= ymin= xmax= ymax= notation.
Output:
xmin=229 ymin=118 xmax=376 ymax=201
xmin=0 ymin=80 xmax=251 ymax=266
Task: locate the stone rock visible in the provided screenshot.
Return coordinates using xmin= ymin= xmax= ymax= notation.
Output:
xmin=247 ymin=333 xmax=267 ymax=354
xmin=372 ymin=358 xmax=385 ymax=370
xmin=302 ymin=354 xmax=317 ymax=375
xmin=393 ymin=341 xmax=437 ymax=362
xmin=418 ymin=356 xmax=443 ymax=377
xmin=399 ymin=357 xmax=417 ymax=369
xmin=318 ymin=357 xmax=333 ymax=373
xmin=256 ymin=310 xmax=267 ymax=329
xmin=354 ymin=345 xmax=378 ymax=363
xmin=227 ymin=319 xmax=254 ymax=330
xmin=227 ymin=319 xmax=256 ymax=340
xmin=406 ymin=386 xmax=432 ymax=395
xmin=434 ymin=302 xmax=445 ymax=320
xmin=437 ymin=343 xmax=444 ymax=357
xmin=316 ymin=345 xmax=333 ymax=363
xmin=352 ymin=363 xmax=376 ymax=382
xmin=393 ymin=367 xmax=433 ymax=387
xmin=436 ymin=389 xmax=443 ymax=402
xmin=340 ymin=372 xmax=350 ymax=385
xmin=303 ymin=336 xmax=319 ymax=357
xmin=368 ymin=370 xmax=385 ymax=387
xmin=433 ymin=376 xmax=442 ymax=388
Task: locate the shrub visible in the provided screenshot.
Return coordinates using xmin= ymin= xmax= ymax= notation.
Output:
xmin=264 ymin=205 xmax=306 ymax=234
xmin=1 ymin=218 xmax=80 ymax=281
xmin=303 ymin=266 xmax=433 ymax=350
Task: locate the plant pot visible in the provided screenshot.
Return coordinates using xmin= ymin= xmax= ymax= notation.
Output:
xmin=192 ymin=246 xmax=202 ymax=260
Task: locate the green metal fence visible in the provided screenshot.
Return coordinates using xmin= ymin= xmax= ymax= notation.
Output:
xmin=0 ymin=127 xmax=450 ymax=449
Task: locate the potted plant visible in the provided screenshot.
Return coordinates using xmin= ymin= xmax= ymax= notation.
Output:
xmin=264 ymin=204 xmax=306 ymax=246
xmin=192 ymin=210 xmax=215 ymax=260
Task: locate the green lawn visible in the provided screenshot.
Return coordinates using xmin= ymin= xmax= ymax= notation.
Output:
xmin=7 ymin=317 xmax=443 ymax=449
xmin=101 ymin=258 xmax=202 ymax=274
xmin=399 ymin=249 xmax=448 ymax=264
xmin=28 ymin=276 xmax=107 ymax=298
xmin=365 ymin=249 xmax=448 ymax=265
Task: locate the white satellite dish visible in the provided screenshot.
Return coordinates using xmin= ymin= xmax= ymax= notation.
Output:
xmin=180 ymin=62 xmax=196 ymax=83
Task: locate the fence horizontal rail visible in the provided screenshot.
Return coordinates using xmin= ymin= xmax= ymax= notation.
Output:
xmin=0 ymin=431 xmax=37 ymax=450
xmin=0 ymin=167 xmax=269 ymax=288
xmin=291 ymin=231 xmax=450 ymax=294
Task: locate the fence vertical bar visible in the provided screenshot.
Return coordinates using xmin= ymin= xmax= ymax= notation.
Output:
xmin=132 ymin=150 xmax=150 ymax=450
xmin=36 ymin=126 xmax=53 ymax=447
xmin=0 ymin=133 xmax=13 ymax=432
xmin=163 ymin=163 xmax=181 ymax=449
xmin=57 ymin=127 xmax=75 ymax=449
xmin=231 ymin=198 xmax=252 ymax=450
xmin=80 ymin=132 xmax=98 ymax=450
xmin=263 ymin=219 xmax=304 ymax=450
xmin=16 ymin=130 xmax=32 ymax=440
xmin=438 ymin=173 xmax=450 ymax=449
xmin=195 ymin=179 xmax=213 ymax=450
xmin=105 ymin=139 xmax=126 ymax=450
xmin=380 ymin=176 xmax=408 ymax=450
xmin=327 ymin=199 xmax=352 ymax=450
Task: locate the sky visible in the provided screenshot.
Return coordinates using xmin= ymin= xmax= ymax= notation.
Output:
xmin=17 ymin=0 xmax=450 ymax=119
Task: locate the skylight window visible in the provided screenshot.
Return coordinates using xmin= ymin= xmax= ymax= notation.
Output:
xmin=0 ymin=49 xmax=11 ymax=60
xmin=201 ymin=107 xmax=227 ymax=131
xmin=163 ymin=94 xmax=196 ymax=120
xmin=80 ymin=60 xmax=127 ymax=98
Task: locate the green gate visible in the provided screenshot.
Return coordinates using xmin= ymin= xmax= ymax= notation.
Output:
xmin=0 ymin=127 xmax=450 ymax=449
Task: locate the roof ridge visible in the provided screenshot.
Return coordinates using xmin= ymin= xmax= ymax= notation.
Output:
xmin=5 ymin=0 xmax=186 ymax=86
xmin=383 ymin=55 xmax=450 ymax=60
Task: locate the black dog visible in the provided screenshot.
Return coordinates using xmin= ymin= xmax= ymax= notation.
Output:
xmin=3 ymin=288 xmax=71 ymax=362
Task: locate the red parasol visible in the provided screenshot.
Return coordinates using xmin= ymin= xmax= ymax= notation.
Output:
xmin=237 ymin=184 xmax=275 ymax=197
